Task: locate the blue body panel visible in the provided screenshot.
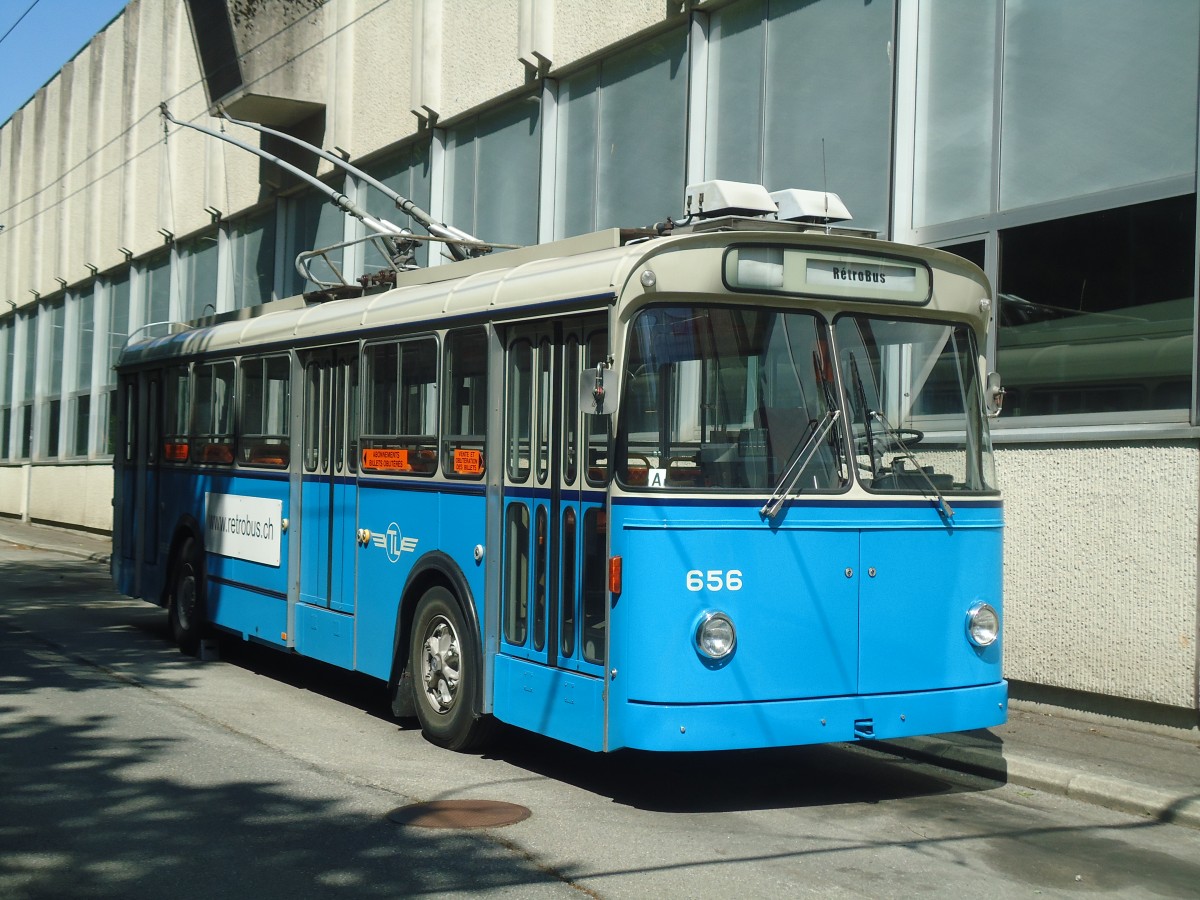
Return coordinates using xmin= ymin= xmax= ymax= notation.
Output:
xmin=295 ymin=602 xmax=355 ymax=668
xmin=493 ymin=656 xmax=605 ymax=751
xmin=123 ymin=457 xmax=1006 ymax=754
xmin=353 ymin=480 xmax=487 ymax=680
xmin=605 ymin=497 xmax=1006 ymax=752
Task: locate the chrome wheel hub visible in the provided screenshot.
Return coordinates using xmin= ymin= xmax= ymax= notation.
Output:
xmin=419 ymin=615 xmax=461 ymax=714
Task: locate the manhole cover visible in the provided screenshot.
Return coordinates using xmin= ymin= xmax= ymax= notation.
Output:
xmin=387 ymin=799 xmax=531 ymax=829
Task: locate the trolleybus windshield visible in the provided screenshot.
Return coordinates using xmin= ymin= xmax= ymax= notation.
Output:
xmin=615 ymin=305 xmax=997 ymax=497
xmin=835 ymin=315 xmax=996 ymax=494
xmin=616 ymin=305 xmax=847 ymax=492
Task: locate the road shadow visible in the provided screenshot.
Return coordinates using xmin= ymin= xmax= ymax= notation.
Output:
xmin=202 ymin=635 xmax=1005 ymax=816
xmin=0 ymin=657 xmax=582 ymax=900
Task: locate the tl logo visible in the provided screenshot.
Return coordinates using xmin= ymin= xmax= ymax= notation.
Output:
xmin=372 ymin=522 xmax=419 ymax=563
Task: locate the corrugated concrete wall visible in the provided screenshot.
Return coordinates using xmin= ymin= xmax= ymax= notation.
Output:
xmin=998 ymin=443 xmax=1198 ymax=710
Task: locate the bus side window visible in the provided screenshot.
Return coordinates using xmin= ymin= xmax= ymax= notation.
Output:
xmin=507 ymin=339 xmax=533 ymax=482
xmin=191 ymin=361 xmax=235 ymax=465
xmin=162 ymin=365 xmax=191 ymax=463
xmin=581 ymin=507 xmax=606 ymax=664
xmin=239 ymin=355 xmax=290 ymax=468
xmin=585 ymin=329 xmax=610 ymax=486
xmin=121 ymin=375 xmax=138 ymax=465
xmin=504 ymin=503 xmax=529 ymax=646
xmin=361 ymin=337 xmax=438 ymax=475
xmin=442 ymin=328 xmax=488 ymax=479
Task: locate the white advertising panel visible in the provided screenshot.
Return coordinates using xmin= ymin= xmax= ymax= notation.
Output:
xmin=204 ymin=493 xmax=283 ymax=567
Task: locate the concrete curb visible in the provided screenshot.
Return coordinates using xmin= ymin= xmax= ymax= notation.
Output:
xmin=873 ymin=736 xmax=1200 ymax=830
xmin=0 ymin=528 xmax=111 ymax=566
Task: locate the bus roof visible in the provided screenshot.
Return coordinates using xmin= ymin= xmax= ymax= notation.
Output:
xmin=117 ymin=225 xmax=991 ymax=368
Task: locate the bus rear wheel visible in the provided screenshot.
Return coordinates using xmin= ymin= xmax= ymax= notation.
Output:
xmin=168 ymin=537 xmax=205 ymax=655
xmin=410 ymin=586 xmax=493 ymax=752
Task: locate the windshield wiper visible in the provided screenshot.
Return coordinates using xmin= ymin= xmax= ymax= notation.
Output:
xmin=847 ymin=354 xmax=880 ymax=478
xmin=759 ymin=409 xmax=841 ymax=520
xmin=869 ymin=410 xmax=955 ymax=520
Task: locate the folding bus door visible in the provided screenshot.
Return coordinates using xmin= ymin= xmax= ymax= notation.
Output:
xmin=295 ymin=345 xmax=359 ymax=669
xmin=114 ymin=370 xmax=162 ymax=599
xmin=495 ymin=316 xmax=608 ymax=751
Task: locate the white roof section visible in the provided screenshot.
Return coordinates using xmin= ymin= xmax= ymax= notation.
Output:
xmin=118 ymin=227 xmax=991 ymax=367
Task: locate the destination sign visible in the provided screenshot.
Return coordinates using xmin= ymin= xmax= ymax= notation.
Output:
xmin=724 ymin=245 xmax=931 ymax=304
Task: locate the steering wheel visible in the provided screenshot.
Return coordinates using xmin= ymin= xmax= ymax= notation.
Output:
xmin=879 ymin=428 xmax=924 ymax=451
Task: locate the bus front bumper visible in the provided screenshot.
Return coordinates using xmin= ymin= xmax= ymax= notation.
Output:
xmin=611 ymin=680 xmax=1008 ymax=752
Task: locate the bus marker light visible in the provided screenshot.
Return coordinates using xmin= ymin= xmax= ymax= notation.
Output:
xmin=608 ymin=556 xmax=622 ymax=594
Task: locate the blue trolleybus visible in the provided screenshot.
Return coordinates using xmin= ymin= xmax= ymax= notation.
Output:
xmin=113 ymin=182 xmax=1006 ymax=753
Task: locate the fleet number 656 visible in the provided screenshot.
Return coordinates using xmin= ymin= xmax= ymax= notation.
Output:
xmin=686 ymin=569 xmax=743 ymax=592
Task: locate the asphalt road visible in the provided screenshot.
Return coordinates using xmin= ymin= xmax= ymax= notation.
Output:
xmin=2 ymin=544 xmax=1198 ymax=899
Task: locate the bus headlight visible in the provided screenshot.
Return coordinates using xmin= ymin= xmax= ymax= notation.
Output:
xmin=965 ymin=602 xmax=1000 ymax=647
xmin=695 ymin=611 xmax=736 ymax=659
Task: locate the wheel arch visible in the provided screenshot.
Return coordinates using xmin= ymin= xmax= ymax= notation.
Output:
xmin=388 ymin=551 xmax=483 ymax=718
xmin=161 ymin=514 xmax=204 ymax=607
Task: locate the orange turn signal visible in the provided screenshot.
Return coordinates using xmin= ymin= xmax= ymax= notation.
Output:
xmin=608 ymin=555 xmax=623 ymax=595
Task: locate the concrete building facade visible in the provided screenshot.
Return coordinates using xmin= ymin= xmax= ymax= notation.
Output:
xmin=0 ymin=0 xmax=1197 ymax=723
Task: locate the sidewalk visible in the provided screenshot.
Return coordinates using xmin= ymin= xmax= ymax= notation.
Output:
xmin=0 ymin=517 xmax=112 ymax=564
xmin=2 ymin=517 xmax=1197 ymax=828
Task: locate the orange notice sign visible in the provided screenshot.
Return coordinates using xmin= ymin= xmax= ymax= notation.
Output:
xmin=363 ymin=448 xmax=411 ymax=471
xmin=454 ymin=448 xmax=483 ymax=474
xmin=163 ymin=441 xmax=189 ymax=461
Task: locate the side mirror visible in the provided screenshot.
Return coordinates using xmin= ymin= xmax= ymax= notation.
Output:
xmin=581 ymin=366 xmax=617 ymax=416
xmin=985 ymin=371 xmax=1005 ymax=418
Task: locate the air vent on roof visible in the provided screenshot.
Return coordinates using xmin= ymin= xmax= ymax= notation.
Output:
xmin=769 ymin=189 xmax=851 ymax=224
xmin=684 ymin=181 xmax=777 ymax=219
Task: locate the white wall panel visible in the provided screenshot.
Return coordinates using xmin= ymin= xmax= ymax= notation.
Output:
xmin=999 ymin=443 xmax=1198 ymax=708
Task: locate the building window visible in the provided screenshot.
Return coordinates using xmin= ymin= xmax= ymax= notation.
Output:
xmin=555 ymin=28 xmax=689 ymax=237
xmin=913 ymin=0 xmax=1199 ymax=229
xmin=706 ymin=0 xmax=894 ymax=235
xmin=287 ymin=183 xmax=348 ymax=295
xmin=363 ymin=142 xmax=432 ymax=269
xmin=18 ymin=312 xmax=36 ymax=459
xmin=912 ymin=0 xmax=996 ymax=227
xmin=38 ymin=301 xmax=65 ymax=460
xmin=146 ymin=252 xmax=172 ymax=327
xmin=0 ymin=319 xmax=11 ymax=460
xmin=231 ymin=209 xmax=278 ymax=309
xmin=997 ymin=194 xmax=1196 ymax=418
xmin=999 ymin=0 xmax=1198 ymax=212
xmin=102 ymin=273 xmax=132 ymax=456
xmin=69 ymin=287 xmax=96 ymax=458
xmin=445 ymin=98 xmax=541 ymax=250
xmin=179 ymin=229 xmax=220 ymax=321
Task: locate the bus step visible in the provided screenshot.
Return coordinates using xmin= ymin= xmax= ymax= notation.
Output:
xmin=853 ymin=718 xmax=875 ymax=739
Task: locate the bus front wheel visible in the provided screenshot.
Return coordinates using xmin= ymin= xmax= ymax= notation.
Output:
xmin=168 ymin=537 xmax=205 ymax=655
xmin=410 ymin=586 xmax=493 ymax=752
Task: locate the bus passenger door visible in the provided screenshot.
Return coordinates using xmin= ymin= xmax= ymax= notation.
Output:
xmin=497 ymin=316 xmax=608 ymax=751
xmin=297 ymin=347 xmax=359 ymax=627
xmin=115 ymin=371 xmax=161 ymax=598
